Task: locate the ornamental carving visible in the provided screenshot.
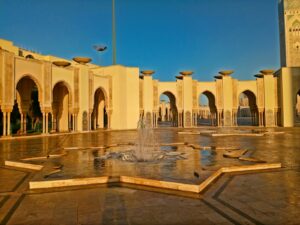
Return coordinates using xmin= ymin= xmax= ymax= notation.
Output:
xmin=153 ymin=81 xmax=158 ymax=108
xmin=192 ymin=80 xmax=197 ymax=108
xmin=284 ymin=0 xmax=300 ymax=10
xmin=4 ymin=52 xmax=14 ymax=106
xmin=232 ymin=79 xmax=238 ymax=108
xmin=43 ymin=62 xmax=52 ymax=106
xmin=266 ymin=109 xmax=274 ymax=127
xmin=288 ymin=19 xmax=300 ymax=67
xmin=89 ymin=71 xmax=94 ymax=112
xmin=109 ymin=76 xmax=113 ymax=108
xmin=225 ymin=110 xmax=231 ymax=126
xmin=82 ymin=111 xmax=88 ymax=131
xmin=257 ymin=78 xmax=264 ymax=108
xmin=74 ymin=68 xmax=79 ymax=111
xmin=216 ymin=80 xmax=223 ymax=108
xmin=185 ymin=111 xmax=191 ymax=127
xmin=177 ymin=81 xmax=183 ymax=109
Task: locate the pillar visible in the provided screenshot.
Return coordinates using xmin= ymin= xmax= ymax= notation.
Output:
xmin=258 ymin=110 xmax=264 ymax=127
xmin=7 ymin=112 xmax=11 ymax=135
xmin=73 ymin=114 xmax=77 ymax=131
xmin=45 ymin=113 xmax=49 ymax=134
xmin=89 ymin=112 xmax=92 ymax=130
xmin=217 ymin=110 xmax=223 ymax=127
xmin=3 ymin=112 xmax=6 ymax=136
xmin=52 ymin=113 xmax=57 ymax=132
xmin=20 ymin=113 xmax=23 ymax=133
xmin=23 ymin=114 xmax=27 ymax=134
xmin=73 ymin=114 xmax=76 ymax=131
xmin=42 ymin=113 xmax=45 ymax=134
xmin=107 ymin=110 xmax=112 ymax=129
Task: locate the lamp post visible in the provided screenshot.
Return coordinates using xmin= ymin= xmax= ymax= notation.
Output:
xmin=112 ymin=0 xmax=117 ymax=65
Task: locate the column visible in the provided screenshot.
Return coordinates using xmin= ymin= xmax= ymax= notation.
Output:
xmin=42 ymin=113 xmax=45 ymax=134
xmin=74 ymin=114 xmax=77 ymax=131
xmin=20 ymin=113 xmax=23 ymax=133
xmin=274 ymin=109 xmax=278 ymax=126
xmin=89 ymin=113 xmax=92 ymax=130
xmin=51 ymin=114 xmax=56 ymax=132
xmin=45 ymin=113 xmax=49 ymax=134
xmin=3 ymin=112 xmax=6 ymax=136
xmin=258 ymin=111 xmax=264 ymax=127
xmin=178 ymin=112 xmax=181 ymax=127
xmin=109 ymin=111 xmax=112 ymax=129
xmin=7 ymin=112 xmax=11 ymax=135
xmin=68 ymin=113 xmax=72 ymax=131
xmin=23 ymin=114 xmax=27 ymax=134
xmin=72 ymin=114 xmax=75 ymax=131
xmin=217 ymin=111 xmax=222 ymax=127
xmin=93 ymin=115 xmax=97 ymax=130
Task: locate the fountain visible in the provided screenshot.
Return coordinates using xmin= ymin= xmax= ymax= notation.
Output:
xmin=96 ymin=117 xmax=185 ymax=162
xmin=132 ymin=117 xmax=161 ymax=161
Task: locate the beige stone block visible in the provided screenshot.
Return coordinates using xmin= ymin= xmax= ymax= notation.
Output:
xmin=29 ymin=176 xmax=110 ymax=189
xmin=221 ymin=163 xmax=282 ymax=173
xmin=5 ymin=161 xmax=43 ymax=171
xmin=120 ymin=176 xmax=200 ymax=193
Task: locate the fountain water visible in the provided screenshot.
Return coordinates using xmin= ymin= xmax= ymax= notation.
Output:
xmin=132 ymin=117 xmax=161 ymax=161
xmin=95 ymin=118 xmax=185 ymax=162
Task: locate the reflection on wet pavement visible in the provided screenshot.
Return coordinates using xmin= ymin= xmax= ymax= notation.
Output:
xmin=0 ymin=127 xmax=300 ymax=225
xmin=1 ymin=127 xmax=299 ymax=183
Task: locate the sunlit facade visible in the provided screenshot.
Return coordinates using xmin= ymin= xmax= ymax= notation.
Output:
xmin=0 ymin=0 xmax=299 ymax=137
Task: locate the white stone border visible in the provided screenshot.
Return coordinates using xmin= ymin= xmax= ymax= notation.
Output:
xmin=28 ymin=163 xmax=282 ymax=193
xmin=5 ymin=161 xmax=43 ymax=171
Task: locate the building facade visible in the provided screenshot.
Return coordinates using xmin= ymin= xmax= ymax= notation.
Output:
xmin=0 ymin=0 xmax=299 ymax=137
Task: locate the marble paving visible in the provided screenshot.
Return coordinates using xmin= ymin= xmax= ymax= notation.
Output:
xmin=0 ymin=127 xmax=299 ymax=225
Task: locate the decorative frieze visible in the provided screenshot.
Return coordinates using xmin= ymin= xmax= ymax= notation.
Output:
xmin=216 ymin=80 xmax=223 ymax=109
xmin=177 ymin=81 xmax=183 ymax=109
xmin=265 ymin=109 xmax=275 ymax=127
xmin=73 ymin=68 xmax=79 ymax=112
xmin=4 ymin=51 xmax=14 ymax=106
xmin=82 ymin=111 xmax=88 ymax=131
xmin=185 ymin=111 xmax=191 ymax=127
xmin=89 ymin=71 xmax=94 ymax=112
xmin=109 ymin=76 xmax=113 ymax=109
xmin=43 ymin=61 xmax=52 ymax=109
xmin=153 ymin=80 xmax=158 ymax=109
xmin=232 ymin=79 xmax=238 ymax=109
xmin=192 ymin=80 xmax=197 ymax=108
xmin=257 ymin=78 xmax=264 ymax=108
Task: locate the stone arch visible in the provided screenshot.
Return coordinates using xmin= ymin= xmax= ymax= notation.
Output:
xmin=158 ymin=89 xmax=177 ymax=107
xmin=93 ymin=87 xmax=108 ymax=107
xmin=158 ymin=91 xmax=178 ymax=126
xmin=14 ymin=75 xmax=43 ymax=134
xmin=52 ymin=80 xmax=73 ymax=108
xmin=25 ymin=54 xmax=34 ymax=59
xmin=92 ymin=87 xmax=108 ymax=129
xmin=16 ymin=74 xmax=42 ymax=103
xmin=52 ymin=81 xmax=72 ymax=132
xmin=198 ymin=90 xmax=217 ymax=126
xmin=237 ymin=90 xmax=258 ymax=126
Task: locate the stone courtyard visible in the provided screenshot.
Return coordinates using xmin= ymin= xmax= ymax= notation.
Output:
xmin=0 ymin=127 xmax=299 ymax=225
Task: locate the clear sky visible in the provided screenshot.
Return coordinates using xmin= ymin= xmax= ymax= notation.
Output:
xmin=0 ymin=0 xmax=280 ymax=81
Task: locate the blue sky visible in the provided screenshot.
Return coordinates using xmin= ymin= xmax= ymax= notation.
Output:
xmin=0 ymin=0 xmax=280 ymax=81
